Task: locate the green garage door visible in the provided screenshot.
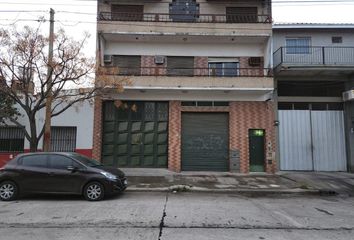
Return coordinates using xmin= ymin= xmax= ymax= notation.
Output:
xmin=182 ymin=113 xmax=229 ymax=171
xmin=101 ymin=101 xmax=169 ymax=168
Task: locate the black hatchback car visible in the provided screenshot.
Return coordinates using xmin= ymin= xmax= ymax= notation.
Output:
xmin=0 ymin=152 xmax=127 ymax=201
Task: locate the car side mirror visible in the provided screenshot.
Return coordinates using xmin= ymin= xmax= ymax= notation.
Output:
xmin=67 ymin=166 xmax=78 ymax=172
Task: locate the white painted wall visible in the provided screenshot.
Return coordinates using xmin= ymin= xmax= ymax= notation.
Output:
xmin=105 ymin=41 xmax=264 ymax=57
xmin=1 ymin=98 xmax=93 ymax=150
xmin=273 ymin=29 xmax=354 ymax=51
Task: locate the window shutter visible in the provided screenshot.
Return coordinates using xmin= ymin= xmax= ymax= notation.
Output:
xmin=113 ymin=56 xmax=141 ymax=75
xmin=167 ymin=57 xmax=194 ymax=76
xmin=111 ymin=5 xmax=144 ymax=21
xmin=226 ymin=7 xmax=258 ymax=23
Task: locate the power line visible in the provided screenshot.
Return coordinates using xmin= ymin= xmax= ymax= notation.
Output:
xmin=1 ymin=0 xmax=354 ymax=6
xmin=0 ymin=10 xmax=48 ymax=13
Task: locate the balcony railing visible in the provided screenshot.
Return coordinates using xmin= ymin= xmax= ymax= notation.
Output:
xmin=102 ymin=67 xmax=272 ymax=77
xmin=274 ymin=46 xmax=354 ymax=68
xmin=99 ymin=12 xmax=272 ymax=24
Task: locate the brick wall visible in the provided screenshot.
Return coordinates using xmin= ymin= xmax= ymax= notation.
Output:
xmin=138 ymin=56 xmax=266 ymax=77
xmin=141 ymin=55 xmax=167 ymax=76
xmin=194 ymin=57 xmax=209 ymax=76
xmin=92 ymin=97 xmax=103 ymax=161
xmin=229 ymin=101 xmax=276 ymax=174
xmin=168 ymin=101 xmax=182 ymax=172
xmin=167 ymin=101 xmax=276 ymax=173
xmin=239 ymin=57 xmax=264 ymax=77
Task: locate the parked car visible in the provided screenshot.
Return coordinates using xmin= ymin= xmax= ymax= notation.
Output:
xmin=0 ymin=152 xmax=127 ymax=201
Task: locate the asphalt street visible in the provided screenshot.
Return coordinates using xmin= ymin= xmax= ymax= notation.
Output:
xmin=0 ymin=192 xmax=354 ymax=240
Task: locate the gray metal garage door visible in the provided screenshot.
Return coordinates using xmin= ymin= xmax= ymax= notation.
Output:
xmin=181 ymin=113 xmax=229 ymax=171
xmin=279 ymin=110 xmax=347 ymax=171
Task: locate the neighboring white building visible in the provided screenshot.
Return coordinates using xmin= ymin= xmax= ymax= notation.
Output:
xmin=0 ymin=94 xmax=94 ymax=167
xmin=273 ymin=24 xmax=354 ymax=172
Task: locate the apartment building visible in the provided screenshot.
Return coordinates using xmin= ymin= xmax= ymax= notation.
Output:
xmin=93 ymin=0 xmax=275 ymax=173
xmin=273 ymin=24 xmax=354 ymax=172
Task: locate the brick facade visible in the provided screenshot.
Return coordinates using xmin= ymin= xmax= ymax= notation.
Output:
xmin=167 ymin=101 xmax=276 ymax=173
xmin=92 ymin=97 xmax=275 ymax=172
xmin=229 ymin=102 xmax=276 ymax=174
xmin=239 ymin=57 xmax=265 ymax=77
xmin=194 ymin=57 xmax=209 ymax=76
xmin=138 ymin=56 xmax=265 ymax=77
xmin=168 ymin=101 xmax=182 ymax=172
xmin=141 ymin=55 xmax=167 ymax=76
xmin=92 ymin=97 xmax=103 ymax=161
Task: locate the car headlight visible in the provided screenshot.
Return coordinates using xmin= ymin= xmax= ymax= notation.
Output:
xmin=100 ymin=171 xmax=117 ymax=180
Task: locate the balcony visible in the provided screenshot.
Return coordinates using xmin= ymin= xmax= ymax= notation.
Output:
xmin=97 ymin=12 xmax=272 ymax=38
xmin=101 ymin=66 xmax=272 ymax=78
xmin=98 ymin=66 xmax=273 ymax=96
xmin=274 ymin=46 xmax=354 ymax=79
xmin=99 ymin=12 xmax=271 ymax=24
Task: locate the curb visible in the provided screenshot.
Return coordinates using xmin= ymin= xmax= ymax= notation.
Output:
xmin=125 ymin=187 xmax=320 ymax=196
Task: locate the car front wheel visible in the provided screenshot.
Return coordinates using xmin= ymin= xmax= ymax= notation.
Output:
xmin=83 ymin=182 xmax=104 ymax=201
xmin=0 ymin=181 xmax=18 ymax=201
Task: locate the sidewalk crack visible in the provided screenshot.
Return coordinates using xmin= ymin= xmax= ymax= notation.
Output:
xmin=158 ymin=193 xmax=169 ymax=240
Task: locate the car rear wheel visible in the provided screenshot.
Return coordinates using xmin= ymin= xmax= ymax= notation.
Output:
xmin=0 ymin=181 xmax=18 ymax=201
xmin=83 ymin=182 xmax=104 ymax=201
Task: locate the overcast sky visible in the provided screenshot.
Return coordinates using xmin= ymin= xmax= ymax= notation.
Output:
xmin=1 ymin=0 xmax=354 ymax=58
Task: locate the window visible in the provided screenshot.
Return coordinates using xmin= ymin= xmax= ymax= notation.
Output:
xmin=181 ymin=101 xmax=229 ymax=107
xmin=111 ymin=5 xmax=144 ymax=21
xmin=293 ymin=102 xmax=310 ymax=110
xmin=208 ymin=62 xmax=240 ymax=77
xmin=169 ymin=0 xmax=199 ymax=22
xmin=112 ymin=55 xmax=141 ymax=75
xmin=278 ymin=102 xmax=293 ymax=110
xmin=0 ymin=127 xmax=25 ymax=152
xmin=50 ymin=127 xmax=77 ymax=152
xmin=167 ymin=57 xmax=194 ymax=76
xmin=327 ymin=102 xmax=343 ymax=110
xmin=21 ymin=155 xmax=48 ymax=168
xmin=49 ymin=155 xmax=78 ymax=170
xmin=226 ymin=7 xmax=258 ymax=23
xmin=286 ymin=37 xmax=311 ymax=54
xmin=332 ymin=36 xmax=343 ymax=44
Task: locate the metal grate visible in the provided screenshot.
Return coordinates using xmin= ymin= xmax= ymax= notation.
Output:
xmin=0 ymin=127 xmax=25 ymax=152
xmin=50 ymin=127 xmax=77 ymax=152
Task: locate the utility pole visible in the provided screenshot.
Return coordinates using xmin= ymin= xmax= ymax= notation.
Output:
xmin=43 ymin=8 xmax=55 ymax=152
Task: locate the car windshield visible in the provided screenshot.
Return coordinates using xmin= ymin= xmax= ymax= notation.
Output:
xmin=70 ymin=153 xmax=103 ymax=167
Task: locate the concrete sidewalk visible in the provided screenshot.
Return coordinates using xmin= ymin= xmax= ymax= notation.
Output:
xmin=280 ymin=171 xmax=354 ymax=196
xmin=121 ymin=168 xmax=334 ymax=196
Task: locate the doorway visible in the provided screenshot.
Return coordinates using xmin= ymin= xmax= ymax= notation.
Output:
xmin=249 ymin=129 xmax=265 ymax=172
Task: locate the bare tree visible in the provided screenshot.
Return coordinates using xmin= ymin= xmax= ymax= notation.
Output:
xmin=0 ymin=25 xmax=126 ymax=151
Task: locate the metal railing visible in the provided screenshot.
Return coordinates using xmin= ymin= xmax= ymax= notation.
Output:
xmin=273 ymin=46 xmax=354 ymax=68
xmin=98 ymin=12 xmax=272 ymax=24
xmin=102 ymin=67 xmax=272 ymax=77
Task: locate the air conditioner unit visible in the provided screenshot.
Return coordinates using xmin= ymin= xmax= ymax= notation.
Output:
xmin=104 ymin=55 xmax=112 ymax=64
xmin=154 ymin=55 xmax=165 ymax=65
xmin=248 ymin=57 xmax=261 ymax=67
xmin=343 ymin=90 xmax=354 ymax=102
